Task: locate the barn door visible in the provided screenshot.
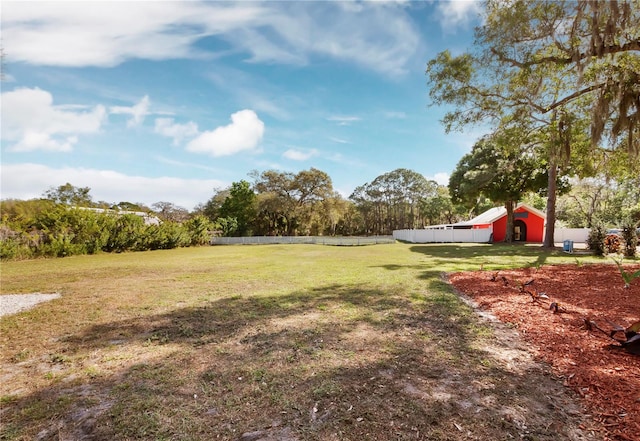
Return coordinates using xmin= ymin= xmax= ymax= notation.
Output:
xmin=514 ymin=220 xmax=527 ymax=241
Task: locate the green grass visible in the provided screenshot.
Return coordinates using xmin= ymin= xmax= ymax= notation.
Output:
xmin=0 ymin=243 xmax=605 ymax=440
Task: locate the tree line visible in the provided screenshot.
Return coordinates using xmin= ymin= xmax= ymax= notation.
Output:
xmin=5 ymin=157 xmax=640 ymax=259
xmin=2 ymin=159 xmax=638 ymax=260
xmin=0 ymin=168 xmax=450 ymax=259
xmin=0 ymin=169 xmax=434 ymax=259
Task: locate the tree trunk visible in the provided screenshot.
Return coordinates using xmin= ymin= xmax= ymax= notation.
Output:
xmin=543 ymin=159 xmax=558 ymax=248
xmin=504 ymin=200 xmax=515 ymax=243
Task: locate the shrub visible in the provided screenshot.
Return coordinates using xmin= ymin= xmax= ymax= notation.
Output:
xmin=0 ymin=237 xmax=24 ymax=260
xmin=587 ymin=224 xmax=607 ymax=256
xmin=156 ymin=222 xmax=191 ymax=249
xmin=39 ymin=232 xmax=85 ymax=257
xmin=1 ymin=201 xmax=204 ymax=260
xmin=621 ymin=220 xmax=638 ymax=258
xmin=185 ymin=215 xmax=214 ymax=246
xmin=104 ymin=214 xmax=146 ymax=253
xmin=0 ymin=225 xmax=21 ymax=259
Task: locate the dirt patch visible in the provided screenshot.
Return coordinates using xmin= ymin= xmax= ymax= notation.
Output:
xmin=0 ymin=293 xmax=61 ymax=317
xmin=449 ymin=263 xmax=640 ymax=441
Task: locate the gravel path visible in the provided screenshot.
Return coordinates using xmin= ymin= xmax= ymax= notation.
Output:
xmin=0 ymin=293 xmax=61 ymax=317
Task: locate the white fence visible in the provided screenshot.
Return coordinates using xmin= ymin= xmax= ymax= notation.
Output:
xmin=394 ymin=227 xmax=592 ymax=244
xmin=393 ymin=228 xmax=492 ymax=244
xmin=210 ymin=236 xmax=395 ymax=246
xmin=552 ymin=228 xmax=590 ymax=243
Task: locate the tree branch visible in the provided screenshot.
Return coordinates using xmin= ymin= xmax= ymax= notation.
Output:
xmin=543 ymin=83 xmax=607 ymax=113
xmin=491 ymin=39 xmax=640 ymax=68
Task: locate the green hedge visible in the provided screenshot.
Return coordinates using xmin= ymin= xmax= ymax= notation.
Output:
xmin=0 ymin=205 xmax=215 ymax=260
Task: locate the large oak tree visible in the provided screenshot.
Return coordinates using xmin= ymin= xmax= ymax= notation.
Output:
xmin=449 ymin=133 xmax=550 ymax=242
xmin=427 ymin=0 xmax=639 ymax=247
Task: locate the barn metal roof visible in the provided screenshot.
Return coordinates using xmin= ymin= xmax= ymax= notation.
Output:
xmin=456 ymin=203 xmax=546 ymax=226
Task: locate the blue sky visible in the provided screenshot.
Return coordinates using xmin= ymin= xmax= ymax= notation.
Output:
xmin=1 ymin=0 xmax=485 ymax=210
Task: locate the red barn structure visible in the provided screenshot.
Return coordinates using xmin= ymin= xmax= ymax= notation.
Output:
xmin=457 ymin=203 xmax=546 ymax=243
xmin=393 ymin=202 xmax=547 ymax=243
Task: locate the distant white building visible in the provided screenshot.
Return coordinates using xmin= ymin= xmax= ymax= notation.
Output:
xmin=75 ymin=207 xmax=161 ymax=226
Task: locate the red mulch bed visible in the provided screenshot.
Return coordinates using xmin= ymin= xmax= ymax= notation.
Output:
xmin=449 ymin=263 xmax=640 ymax=441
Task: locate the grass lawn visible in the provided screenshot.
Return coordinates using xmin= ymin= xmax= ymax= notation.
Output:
xmin=0 ymin=243 xmax=604 ymax=440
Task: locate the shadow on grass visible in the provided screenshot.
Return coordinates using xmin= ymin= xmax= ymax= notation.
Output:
xmin=372 ymin=245 xmax=560 ymax=285
xmin=57 ymin=285 xmax=412 ymax=352
xmin=407 ymin=243 xmax=565 ymax=270
xmin=1 ymin=281 xmax=592 ymax=441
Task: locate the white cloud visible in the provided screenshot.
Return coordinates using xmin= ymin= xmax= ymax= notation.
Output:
xmin=2 ymin=1 xmax=419 ymax=76
xmin=0 ymin=163 xmax=225 ymax=211
xmin=428 ymin=172 xmax=450 ymax=186
xmin=436 ymin=1 xmax=483 ymax=30
xmin=384 ymin=111 xmax=407 ymax=119
xmin=329 ymin=137 xmax=350 ymax=144
xmin=1 ymin=2 xmax=263 ymax=67
xmin=154 ymin=118 xmax=199 ymax=145
xmin=327 ymin=115 xmax=361 ymax=126
xmin=110 ymin=96 xmax=150 ymax=128
xmin=238 ymin=1 xmax=420 ymax=76
xmin=325 ymin=152 xmax=367 ymax=168
xmin=154 ymin=156 xmax=226 ymax=174
xmin=1 ymin=87 xmax=106 ymax=152
xmin=245 ymin=96 xmax=291 ymax=121
xmin=186 ymin=110 xmax=264 ymax=157
xmin=283 ymin=148 xmax=319 ymax=161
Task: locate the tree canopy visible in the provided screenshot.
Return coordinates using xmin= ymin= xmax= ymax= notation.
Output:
xmin=251 ymin=168 xmax=334 ymax=236
xmin=43 ymin=183 xmax=93 ymax=207
xmin=218 ymin=180 xmax=257 ymax=236
xmin=349 ymin=168 xmax=438 ymax=234
xmin=449 ymin=134 xmax=549 ymax=241
xmin=426 ymin=0 xmax=640 ymax=246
